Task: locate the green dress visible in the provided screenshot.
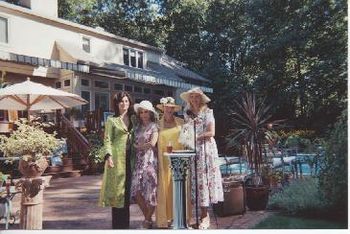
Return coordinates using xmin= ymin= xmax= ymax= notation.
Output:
xmin=98 ymin=116 xmax=134 ymax=208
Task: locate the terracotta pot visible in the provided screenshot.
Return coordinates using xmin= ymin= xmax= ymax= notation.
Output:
xmin=245 ymin=185 xmax=269 ymax=211
xmin=45 ymin=165 xmax=63 ymax=173
xmin=18 ymin=157 xmax=49 ymax=178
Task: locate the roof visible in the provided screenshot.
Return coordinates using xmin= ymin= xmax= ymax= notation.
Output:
xmin=0 ymin=1 xmax=164 ymax=53
xmin=161 ymin=56 xmax=211 ymax=83
xmin=55 ymin=40 xmax=103 ymax=66
xmin=103 ymin=62 xmax=213 ymax=93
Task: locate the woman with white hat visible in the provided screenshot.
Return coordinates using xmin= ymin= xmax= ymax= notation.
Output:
xmin=180 ymin=87 xmax=224 ymax=229
xmin=130 ymin=100 xmax=159 ymax=228
xmin=154 ymin=97 xmax=192 ymax=228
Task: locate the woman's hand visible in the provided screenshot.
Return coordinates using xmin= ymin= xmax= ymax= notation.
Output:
xmin=106 ymin=155 xmax=114 ymax=168
xmin=134 ymin=142 xmax=152 ymax=150
xmin=197 ymin=133 xmax=209 ymax=141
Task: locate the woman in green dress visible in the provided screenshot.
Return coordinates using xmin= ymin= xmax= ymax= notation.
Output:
xmin=99 ymin=91 xmax=135 ymax=229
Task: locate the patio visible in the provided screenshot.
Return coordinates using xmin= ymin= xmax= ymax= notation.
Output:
xmin=0 ymin=174 xmax=272 ymax=230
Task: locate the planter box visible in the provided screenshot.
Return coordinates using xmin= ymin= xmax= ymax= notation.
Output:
xmin=213 ymin=177 xmax=246 ymax=216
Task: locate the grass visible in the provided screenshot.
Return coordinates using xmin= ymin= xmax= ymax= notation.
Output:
xmin=254 ymin=213 xmax=348 ymax=229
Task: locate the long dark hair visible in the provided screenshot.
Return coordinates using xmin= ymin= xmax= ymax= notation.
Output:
xmin=112 ymin=91 xmax=134 ymax=117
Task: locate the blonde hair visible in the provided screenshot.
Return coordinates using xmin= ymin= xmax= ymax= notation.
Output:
xmin=184 ymin=102 xmax=208 ymax=113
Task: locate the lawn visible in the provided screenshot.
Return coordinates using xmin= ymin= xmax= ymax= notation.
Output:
xmin=254 ymin=213 xmax=348 ymax=229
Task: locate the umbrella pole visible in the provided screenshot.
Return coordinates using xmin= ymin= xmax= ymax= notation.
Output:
xmin=27 ymin=94 xmax=30 ymax=120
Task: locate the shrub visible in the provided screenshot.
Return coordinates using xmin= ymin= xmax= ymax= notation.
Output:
xmin=268 ymin=178 xmax=326 ymax=216
xmin=318 ymin=109 xmax=347 ymax=217
xmin=277 ymin=129 xmax=317 ymax=153
xmin=0 ymin=119 xmax=60 ymax=161
xmin=85 ymin=131 xmax=104 ymax=164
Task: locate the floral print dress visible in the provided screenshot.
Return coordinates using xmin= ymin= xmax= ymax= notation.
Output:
xmin=131 ymin=122 xmax=158 ymax=206
xmin=184 ymin=107 xmax=224 ymax=207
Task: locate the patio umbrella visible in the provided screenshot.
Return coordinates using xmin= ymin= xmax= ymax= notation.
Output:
xmin=0 ymin=78 xmax=88 ymax=117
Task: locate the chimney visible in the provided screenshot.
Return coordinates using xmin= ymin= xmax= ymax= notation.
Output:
xmin=19 ymin=0 xmax=58 ymax=18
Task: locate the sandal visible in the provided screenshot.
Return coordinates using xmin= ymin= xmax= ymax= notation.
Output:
xmin=199 ymin=215 xmax=210 ymax=229
xmin=142 ymin=220 xmax=153 ymax=229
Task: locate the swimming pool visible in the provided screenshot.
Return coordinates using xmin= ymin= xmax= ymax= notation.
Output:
xmin=218 ymin=154 xmax=321 ymax=176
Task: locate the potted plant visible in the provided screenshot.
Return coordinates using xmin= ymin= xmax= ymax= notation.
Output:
xmin=85 ymin=131 xmax=104 ymax=174
xmin=227 ymin=92 xmax=282 ymax=210
xmin=0 ymin=119 xmax=60 ymax=178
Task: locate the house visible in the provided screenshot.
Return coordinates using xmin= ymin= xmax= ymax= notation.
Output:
xmin=0 ymin=0 xmax=212 ymax=125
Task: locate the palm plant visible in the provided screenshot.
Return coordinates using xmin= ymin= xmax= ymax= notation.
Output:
xmin=227 ymin=92 xmax=282 ymax=185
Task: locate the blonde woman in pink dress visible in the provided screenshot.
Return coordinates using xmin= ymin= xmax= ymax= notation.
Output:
xmin=180 ymin=87 xmax=224 ymax=229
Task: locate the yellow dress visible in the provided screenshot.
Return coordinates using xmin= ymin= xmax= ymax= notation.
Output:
xmin=156 ymin=117 xmax=192 ymax=228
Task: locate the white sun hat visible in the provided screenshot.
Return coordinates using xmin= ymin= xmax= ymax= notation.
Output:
xmin=180 ymin=87 xmax=211 ymax=104
xmin=134 ymin=100 xmax=157 ymax=115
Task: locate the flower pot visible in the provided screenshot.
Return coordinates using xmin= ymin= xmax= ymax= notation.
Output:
xmin=18 ymin=157 xmax=49 ymax=178
xmin=245 ymin=185 xmax=269 ymax=211
xmin=62 ymin=157 xmax=74 ymax=171
xmin=45 ymin=165 xmax=63 ymax=173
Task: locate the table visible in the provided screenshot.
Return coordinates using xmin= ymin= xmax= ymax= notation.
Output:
xmin=164 ymin=150 xmax=195 ymax=229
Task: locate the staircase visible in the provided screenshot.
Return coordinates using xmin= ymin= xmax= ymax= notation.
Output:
xmin=45 ymin=111 xmax=91 ymax=178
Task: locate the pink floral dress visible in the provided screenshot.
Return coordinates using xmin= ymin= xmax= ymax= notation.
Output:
xmin=184 ymin=107 xmax=224 ymax=207
xmin=130 ymin=122 xmax=158 ymax=206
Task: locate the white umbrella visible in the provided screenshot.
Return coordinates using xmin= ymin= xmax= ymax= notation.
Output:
xmin=0 ymin=78 xmax=88 ymax=113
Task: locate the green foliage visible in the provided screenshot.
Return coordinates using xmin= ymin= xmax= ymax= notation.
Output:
xmin=0 ymin=119 xmax=60 ymax=161
xmin=57 ymin=0 xmax=347 ymax=135
xmin=268 ymin=178 xmax=326 ymax=215
xmin=226 ymin=92 xmax=282 ymax=177
xmin=58 ymin=0 xmax=99 ymax=26
xmin=254 ymin=213 xmax=347 ymax=229
xmin=85 ymin=132 xmax=104 ymax=164
xmin=318 ymin=109 xmax=347 ymax=215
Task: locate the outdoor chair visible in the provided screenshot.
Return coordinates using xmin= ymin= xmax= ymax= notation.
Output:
xmin=0 ymin=173 xmax=20 ymax=229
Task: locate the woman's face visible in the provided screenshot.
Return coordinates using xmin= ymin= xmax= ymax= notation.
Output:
xmin=139 ymin=108 xmax=151 ymax=123
xmin=189 ymin=93 xmax=202 ymax=109
xmin=164 ymin=106 xmax=175 ymax=119
xmin=118 ymin=96 xmax=130 ymax=113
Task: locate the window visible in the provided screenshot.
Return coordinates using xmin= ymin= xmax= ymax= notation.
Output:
xmin=154 ymin=89 xmax=164 ymax=96
xmin=64 ymin=80 xmax=70 ymax=87
xmin=94 ymin=80 xmax=109 ymax=89
xmin=138 ymin=52 xmax=144 ymax=69
xmin=82 ymin=37 xmax=90 ymax=53
xmin=123 ymin=48 xmax=129 ymax=66
xmin=0 ymin=16 xmax=8 ymax=44
xmin=81 ymin=79 xmax=89 ymax=86
xmin=114 ymin=83 xmax=123 ymax=90
xmin=130 ymin=50 xmax=136 ymax=67
xmin=125 ymin=85 xmax=133 ymax=92
xmin=95 ymin=92 xmax=109 ymax=112
xmin=0 ymin=110 xmax=6 ymax=121
xmin=81 ymin=91 xmax=90 ymax=114
xmin=55 ymin=81 xmax=62 ymax=89
xmin=123 ymin=47 xmax=144 ymax=69
xmin=143 ymin=88 xmax=150 ymax=94
xmin=134 ymin=86 xmax=142 ymax=93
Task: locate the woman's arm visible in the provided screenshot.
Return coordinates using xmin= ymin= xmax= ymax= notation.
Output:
xmin=197 ymin=122 xmax=215 ymax=140
xmin=103 ymin=118 xmax=115 ymax=168
xmin=134 ymin=126 xmax=159 ymax=150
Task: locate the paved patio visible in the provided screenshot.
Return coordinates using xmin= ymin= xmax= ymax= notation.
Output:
xmin=1 ymin=175 xmax=272 ymax=230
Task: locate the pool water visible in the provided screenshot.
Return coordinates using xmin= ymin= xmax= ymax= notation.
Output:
xmin=219 ymin=162 xmax=318 ymax=176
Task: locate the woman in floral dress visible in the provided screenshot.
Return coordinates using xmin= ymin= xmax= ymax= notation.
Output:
xmin=180 ymin=87 xmax=224 ymax=229
xmin=131 ymin=100 xmax=159 ymax=228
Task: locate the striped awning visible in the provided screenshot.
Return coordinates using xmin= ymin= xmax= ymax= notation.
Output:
xmin=0 ymin=50 xmax=213 ymax=93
